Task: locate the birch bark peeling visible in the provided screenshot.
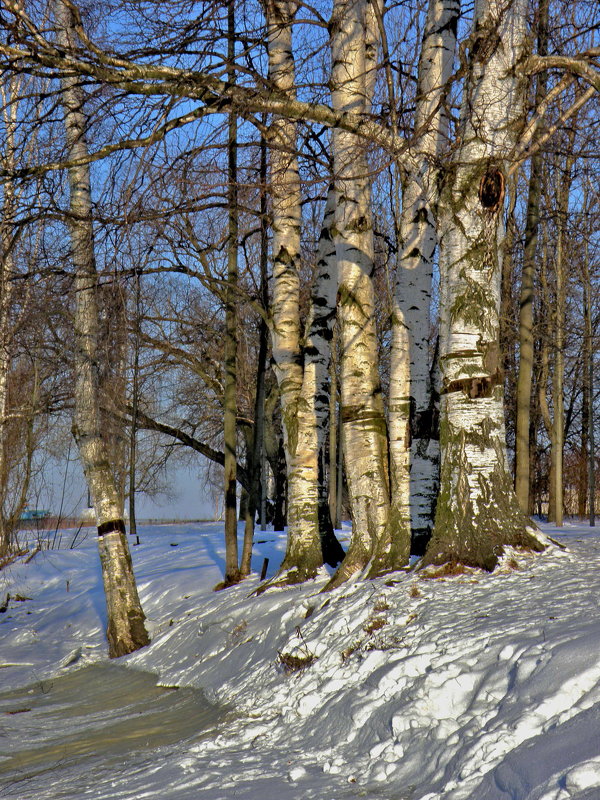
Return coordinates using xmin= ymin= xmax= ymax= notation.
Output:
xmin=422 ymin=0 xmax=546 ymax=571
xmin=56 ymin=0 xmax=148 ymax=656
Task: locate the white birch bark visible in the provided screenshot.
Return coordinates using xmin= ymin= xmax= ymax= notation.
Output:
xmin=266 ymin=0 xmax=324 ymax=581
xmin=305 ymin=187 xmax=345 ymax=566
xmin=328 ymin=0 xmax=396 ymax=586
xmin=56 ymin=0 xmax=149 ymax=655
xmin=422 ymin=0 xmax=545 ymax=569
xmin=389 ymin=0 xmax=458 ymax=555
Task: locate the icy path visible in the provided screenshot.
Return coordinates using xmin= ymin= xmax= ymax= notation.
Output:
xmin=0 ymin=663 xmax=226 ymax=796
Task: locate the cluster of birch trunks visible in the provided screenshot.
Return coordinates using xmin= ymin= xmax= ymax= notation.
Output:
xmin=0 ymin=0 xmax=597 ymax=655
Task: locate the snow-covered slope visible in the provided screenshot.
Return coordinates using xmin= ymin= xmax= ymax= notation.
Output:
xmin=1 ymin=521 xmax=599 ymax=799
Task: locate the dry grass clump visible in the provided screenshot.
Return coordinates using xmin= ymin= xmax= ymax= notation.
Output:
xmin=278 ymin=651 xmax=318 ymax=673
xmin=419 ymin=561 xmax=477 ymax=580
xmin=363 ymin=616 xmax=387 ymax=635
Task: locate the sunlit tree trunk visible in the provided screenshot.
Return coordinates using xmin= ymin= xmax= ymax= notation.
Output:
xmin=422 ymin=0 xmax=546 ymax=570
xmin=266 ymin=0 xmax=325 ymax=581
xmin=56 ymin=0 xmax=148 ymax=656
xmin=389 ymin=0 xmax=458 ymax=556
xmin=327 ymin=0 xmax=397 ymax=587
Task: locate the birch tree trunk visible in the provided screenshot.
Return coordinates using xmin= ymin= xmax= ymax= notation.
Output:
xmin=422 ymin=0 xmax=546 ymax=570
xmin=56 ymin=0 xmax=149 ymax=656
xmin=306 ymin=187 xmax=345 ymax=567
xmin=266 ymin=0 xmax=331 ymax=581
xmin=327 ymin=0 xmax=398 ymax=586
xmin=389 ymin=0 xmax=458 ymax=556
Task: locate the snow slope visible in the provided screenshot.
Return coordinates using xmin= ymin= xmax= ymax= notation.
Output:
xmin=1 ymin=521 xmax=600 ymax=799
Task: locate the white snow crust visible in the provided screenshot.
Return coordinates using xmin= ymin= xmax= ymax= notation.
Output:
xmin=1 ymin=520 xmax=600 ymax=799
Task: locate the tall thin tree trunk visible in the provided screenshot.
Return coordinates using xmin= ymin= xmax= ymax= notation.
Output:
xmin=240 ymin=132 xmax=269 ymax=576
xmin=422 ymin=0 xmax=546 ymax=570
xmin=222 ymin=0 xmax=240 ymax=584
xmin=389 ymin=0 xmax=458 ymax=556
xmin=587 ymin=280 xmax=596 ymax=527
xmin=577 ymin=250 xmax=591 ymax=519
xmin=549 ymin=149 xmax=574 ymax=526
xmin=0 ymin=77 xmax=17 ymax=557
xmin=582 ymin=198 xmax=595 ymax=525
xmin=515 ymin=0 xmax=548 ymax=514
xmin=128 ymin=269 xmax=141 ymax=545
xmin=537 ymin=243 xmax=554 ymax=517
xmin=56 ymin=0 xmax=148 ymax=656
xmin=579 ymin=335 xmax=589 ymax=517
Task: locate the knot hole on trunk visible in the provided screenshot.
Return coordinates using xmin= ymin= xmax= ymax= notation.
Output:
xmin=479 ymin=169 xmax=504 ymax=212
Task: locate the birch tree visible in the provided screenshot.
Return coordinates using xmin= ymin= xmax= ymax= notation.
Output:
xmin=389 ymin=0 xmax=458 ymax=556
xmin=56 ymin=0 xmax=149 ymax=656
xmin=1 ymin=0 xmax=598 ymax=581
xmin=326 ymin=0 xmax=402 ymax=586
xmin=266 ymin=0 xmax=342 ymax=582
xmin=421 ymin=0 xmax=548 ymax=569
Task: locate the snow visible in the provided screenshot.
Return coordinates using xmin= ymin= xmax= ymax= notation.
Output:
xmin=1 ymin=521 xmax=600 ymax=799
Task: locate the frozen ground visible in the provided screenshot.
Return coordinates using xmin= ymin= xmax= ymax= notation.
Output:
xmin=1 ymin=520 xmax=600 ymax=799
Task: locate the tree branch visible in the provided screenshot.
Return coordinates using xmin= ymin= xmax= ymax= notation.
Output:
xmin=123 ymin=405 xmax=251 ymax=491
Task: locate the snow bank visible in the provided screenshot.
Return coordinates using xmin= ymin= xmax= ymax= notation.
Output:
xmin=1 ymin=521 xmax=599 ymax=799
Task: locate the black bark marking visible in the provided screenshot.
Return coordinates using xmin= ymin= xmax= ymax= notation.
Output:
xmin=97 ymin=519 xmax=126 ymax=537
xmin=442 ymin=370 xmax=502 ymax=399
